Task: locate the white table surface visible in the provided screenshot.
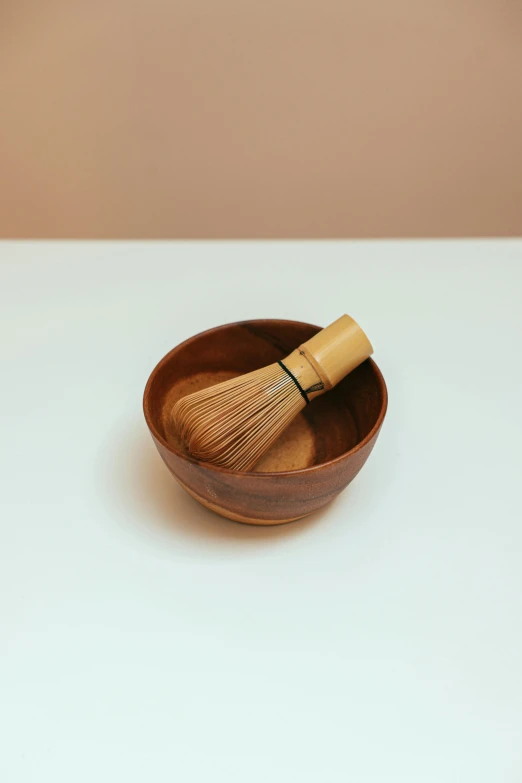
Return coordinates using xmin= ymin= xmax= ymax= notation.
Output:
xmin=1 ymin=241 xmax=522 ymax=783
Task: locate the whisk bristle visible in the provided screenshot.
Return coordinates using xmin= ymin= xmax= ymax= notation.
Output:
xmin=171 ymin=362 xmax=306 ymax=471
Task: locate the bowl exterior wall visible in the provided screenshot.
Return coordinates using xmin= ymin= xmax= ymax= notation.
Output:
xmin=151 ymin=429 xmax=383 ymax=525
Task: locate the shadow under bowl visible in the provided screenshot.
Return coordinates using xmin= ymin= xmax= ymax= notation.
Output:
xmin=143 ymin=319 xmax=388 ymax=525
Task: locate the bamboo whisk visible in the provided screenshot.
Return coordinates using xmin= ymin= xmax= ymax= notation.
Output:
xmin=171 ymin=315 xmax=373 ymax=472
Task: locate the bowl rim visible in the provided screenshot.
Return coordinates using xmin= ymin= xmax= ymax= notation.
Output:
xmin=143 ymin=318 xmax=388 ymax=478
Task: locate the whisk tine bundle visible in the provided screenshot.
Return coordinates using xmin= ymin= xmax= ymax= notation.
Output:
xmin=171 ymin=315 xmax=373 ymax=472
xmin=172 ymin=363 xmax=306 ymax=471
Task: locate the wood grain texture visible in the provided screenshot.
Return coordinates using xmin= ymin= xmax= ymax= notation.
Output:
xmin=143 ymin=319 xmax=388 ymax=525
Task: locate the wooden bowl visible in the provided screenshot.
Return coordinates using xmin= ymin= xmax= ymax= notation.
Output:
xmin=143 ymin=319 xmax=388 ymax=525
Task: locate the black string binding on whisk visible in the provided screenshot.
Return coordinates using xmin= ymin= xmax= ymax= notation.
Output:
xmin=277 ymin=360 xmax=310 ymax=405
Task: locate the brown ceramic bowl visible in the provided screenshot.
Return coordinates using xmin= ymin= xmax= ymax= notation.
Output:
xmin=143 ymin=319 xmax=387 ymax=525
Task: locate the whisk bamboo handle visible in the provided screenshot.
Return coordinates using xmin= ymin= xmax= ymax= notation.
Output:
xmin=283 ymin=314 xmax=373 ymax=400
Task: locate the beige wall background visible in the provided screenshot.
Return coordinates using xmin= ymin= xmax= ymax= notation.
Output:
xmin=1 ymin=0 xmax=521 ymax=238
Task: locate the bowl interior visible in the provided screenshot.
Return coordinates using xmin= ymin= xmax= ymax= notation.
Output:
xmin=146 ymin=320 xmax=385 ymax=473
